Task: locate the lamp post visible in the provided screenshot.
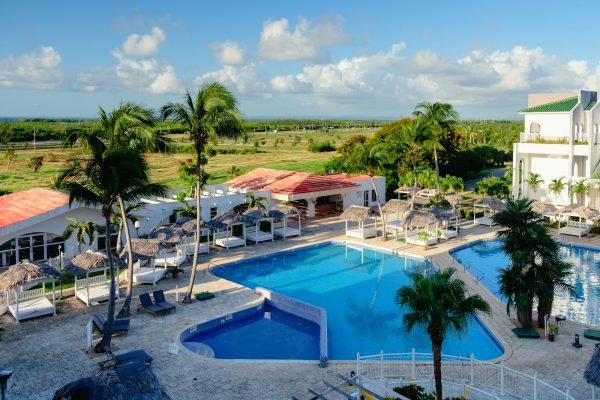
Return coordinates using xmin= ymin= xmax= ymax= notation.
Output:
xmin=134 ymin=221 xmax=140 ymax=237
xmin=58 ymin=245 xmax=63 ymax=300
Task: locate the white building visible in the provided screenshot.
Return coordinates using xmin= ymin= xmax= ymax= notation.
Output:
xmin=512 ymin=90 xmax=600 ymax=207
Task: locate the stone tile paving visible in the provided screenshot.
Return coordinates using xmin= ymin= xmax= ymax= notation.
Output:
xmin=0 ymin=218 xmax=598 ymax=399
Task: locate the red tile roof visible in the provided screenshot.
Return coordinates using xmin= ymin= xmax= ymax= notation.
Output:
xmin=228 ymin=168 xmax=359 ymax=196
xmin=0 ymin=188 xmax=69 ymax=229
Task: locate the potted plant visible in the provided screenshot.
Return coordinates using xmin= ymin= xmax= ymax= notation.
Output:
xmin=418 ymin=231 xmax=431 ymax=249
xmin=548 ymin=323 xmax=559 ymax=342
xmin=168 ymin=266 xmax=184 ymax=279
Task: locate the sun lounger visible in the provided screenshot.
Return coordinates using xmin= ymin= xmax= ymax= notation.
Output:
xmin=99 ymin=348 xmax=153 ymax=370
xmin=138 ymin=293 xmax=166 ymax=315
xmin=153 ymin=290 xmax=176 ymax=313
xmin=584 ymin=328 xmax=600 ymax=340
xmin=92 ymin=314 xmax=130 ymax=335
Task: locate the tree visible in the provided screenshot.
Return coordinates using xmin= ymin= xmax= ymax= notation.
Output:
xmin=526 ymin=172 xmax=544 ymax=194
xmin=400 ymin=120 xmax=432 ymax=210
xmin=396 ymin=268 xmax=490 ymax=400
xmin=245 ymin=192 xmax=267 ymax=210
xmin=4 ymin=144 xmax=16 ymax=173
xmin=62 ymin=217 xmax=98 ymax=253
xmin=413 ymin=102 xmax=460 ymax=190
xmin=570 ymin=178 xmax=589 ymax=205
xmin=226 ymin=165 xmax=242 ymax=178
xmin=58 ymin=146 xmax=165 ymax=351
xmin=174 ymin=192 xmax=197 ymax=218
xmin=439 ymin=175 xmax=464 ymax=194
xmin=162 ymin=83 xmax=243 ymax=303
xmin=474 ymin=176 xmax=509 ymax=198
xmin=548 ymin=177 xmax=566 ymax=204
xmin=417 ymin=167 xmax=436 ymax=188
xmin=112 ymin=202 xmax=140 ymax=256
xmin=28 ymin=155 xmax=44 ymax=172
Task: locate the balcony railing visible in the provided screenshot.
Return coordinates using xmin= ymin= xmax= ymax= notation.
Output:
xmin=520 ymin=133 xmax=591 ymax=144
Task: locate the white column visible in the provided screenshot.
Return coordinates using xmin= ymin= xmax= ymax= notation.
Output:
xmin=306 ymin=198 xmax=316 ymax=218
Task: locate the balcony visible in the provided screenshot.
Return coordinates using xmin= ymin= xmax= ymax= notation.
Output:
xmin=519 ymin=132 xmax=589 ymax=144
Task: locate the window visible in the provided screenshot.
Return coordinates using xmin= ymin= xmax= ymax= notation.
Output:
xmin=97 ymin=226 xmax=118 ymax=252
xmin=371 ymin=189 xmax=377 ymax=202
xmin=529 ymin=122 xmax=540 ymax=133
xmin=0 ymin=233 xmax=65 ymax=267
xmin=363 ymin=191 xmax=369 ymax=207
xmin=210 ymin=207 xmax=218 ymax=219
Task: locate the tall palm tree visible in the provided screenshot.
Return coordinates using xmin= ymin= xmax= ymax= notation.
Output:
xmin=58 ymin=147 xmax=165 ymax=351
xmin=4 ymin=144 xmax=16 ymax=174
xmin=400 ymin=119 xmax=432 ymax=210
xmin=62 ymin=217 xmax=98 ymax=253
xmin=397 ymin=268 xmax=490 ymax=400
xmin=161 ymin=83 xmax=243 ymax=303
xmin=548 ymin=177 xmax=566 ymax=204
xmin=570 ymin=179 xmax=589 ymax=205
xmin=113 ymin=202 xmax=140 ymax=256
xmin=526 ymin=172 xmax=544 ymax=194
xmin=245 ymin=192 xmax=267 ymax=210
xmin=413 ymin=102 xmax=459 ymax=190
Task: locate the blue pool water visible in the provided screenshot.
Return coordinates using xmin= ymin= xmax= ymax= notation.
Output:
xmin=182 ymin=305 xmax=320 ymax=360
xmin=210 ymin=243 xmax=504 ymax=360
xmin=451 ymin=240 xmax=600 ymax=326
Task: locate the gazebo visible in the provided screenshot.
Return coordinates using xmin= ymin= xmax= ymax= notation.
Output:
xmin=175 ymin=218 xmax=210 ymax=256
xmin=339 ymin=205 xmax=378 ymax=240
xmin=268 ymin=204 xmax=302 ymax=238
xmin=65 ymin=250 xmax=124 ymax=306
xmin=209 ymin=210 xmax=246 ymax=250
xmin=242 ymin=208 xmax=274 ymax=243
xmin=120 ymin=239 xmax=169 ymax=285
xmin=0 ymin=260 xmax=62 ymax=322
xmin=394 ymin=185 xmax=421 ymax=200
xmin=429 ymin=206 xmax=459 ymax=239
xmin=381 ymin=199 xmax=410 ymax=239
xmin=147 ymin=225 xmax=187 ymax=267
xmin=473 ymin=196 xmax=505 ymax=226
xmin=403 ymin=210 xmax=438 ymax=247
xmin=556 ymin=205 xmax=600 ymax=237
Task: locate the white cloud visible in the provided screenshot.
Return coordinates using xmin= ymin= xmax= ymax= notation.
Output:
xmin=0 ymin=47 xmax=62 ymax=90
xmin=148 ymin=65 xmax=181 ymax=94
xmin=122 ymin=27 xmax=166 ymax=57
xmin=194 ymin=63 xmax=269 ymax=95
xmin=112 ymin=50 xmax=182 ymax=94
xmin=259 ymin=16 xmax=352 ymax=61
xmin=212 ymin=41 xmax=245 ymax=65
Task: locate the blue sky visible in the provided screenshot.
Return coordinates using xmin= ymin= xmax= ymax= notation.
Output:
xmin=1 ymin=1 xmax=599 ymax=119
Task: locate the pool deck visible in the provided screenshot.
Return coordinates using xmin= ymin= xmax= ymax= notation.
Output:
xmin=1 ymin=218 xmax=599 ymax=399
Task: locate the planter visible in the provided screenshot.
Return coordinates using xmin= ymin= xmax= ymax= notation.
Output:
xmin=548 ymin=334 xmax=555 ymax=342
xmin=171 ymin=271 xmax=180 ymax=279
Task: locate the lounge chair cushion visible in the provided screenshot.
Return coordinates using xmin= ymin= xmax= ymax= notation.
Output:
xmin=153 ymin=290 xmax=176 ymax=312
xmin=92 ymin=314 xmax=130 ymax=334
xmin=139 ymin=293 xmax=165 ymax=314
xmin=512 ymin=328 xmax=540 ymax=339
xmin=584 ymin=329 xmax=600 ymax=341
xmin=194 ymin=292 xmax=215 ymax=301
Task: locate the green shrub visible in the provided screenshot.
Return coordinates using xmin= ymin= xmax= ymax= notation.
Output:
xmin=393 ymin=384 xmax=434 ymax=400
xmin=308 ymin=141 xmax=336 ymax=152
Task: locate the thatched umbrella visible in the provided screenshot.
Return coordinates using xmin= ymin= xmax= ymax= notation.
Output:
xmin=339 ymin=205 xmax=372 ymax=222
xmin=148 ymin=225 xmax=185 ymax=245
xmin=584 ymin=345 xmax=600 ymax=390
xmin=474 ymin=196 xmax=505 ymax=210
xmin=381 ymin=199 xmax=410 ymax=214
xmin=242 ymin=207 xmax=268 ymax=224
xmin=267 ymin=204 xmax=299 ymax=220
xmin=394 ymin=185 xmax=421 ymax=194
xmin=0 ymin=260 xmax=63 ymax=292
xmin=428 ymin=206 xmax=456 ymax=222
xmin=444 ymin=194 xmax=463 ymax=207
xmin=120 ymin=239 xmax=165 ymax=261
xmin=573 ymin=206 xmax=600 ymax=220
xmin=531 ymin=201 xmax=551 ymax=214
xmin=64 ymin=250 xmax=125 ymax=277
xmin=53 ymin=362 xmax=172 ymax=400
xmin=402 ymin=210 xmax=437 ymax=228
xmin=555 ymin=204 xmax=577 ymax=215
xmin=174 ymin=217 xmax=203 ymax=235
xmin=208 ymin=210 xmax=242 ymax=230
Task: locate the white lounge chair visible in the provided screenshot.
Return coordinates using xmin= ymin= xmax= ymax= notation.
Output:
xmin=214 ymin=231 xmax=246 ymax=249
xmin=132 ymin=260 xmax=168 ymax=285
xmin=474 ymin=211 xmax=496 ymax=226
xmin=154 ymin=246 xmax=186 ymax=267
xmin=75 ymin=274 xmax=114 ymax=305
xmin=8 ymin=287 xmax=55 ymax=322
xmin=384 ymin=219 xmax=404 ymax=238
xmin=246 ymin=226 xmax=273 ymax=243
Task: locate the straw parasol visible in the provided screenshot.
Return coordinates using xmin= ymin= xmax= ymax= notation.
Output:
xmin=208 ymin=210 xmax=242 ymax=230
xmin=394 ymin=185 xmax=421 ymax=194
xmin=174 ymin=217 xmax=205 ymax=235
xmin=148 ymin=225 xmax=185 ymax=244
xmin=554 ymin=204 xmax=577 ymax=215
xmin=573 ymin=205 xmax=600 ymax=220
xmin=267 ymin=204 xmax=300 ymax=220
xmin=64 ymin=250 xmax=125 ymax=277
xmin=52 ymin=362 xmax=172 ymax=400
xmin=584 ymin=345 xmax=600 ymax=388
xmin=339 ymin=205 xmax=372 ymax=222
xmin=241 ymin=207 xmax=268 ymax=224
xmin=120 ymin=239 xmax=165 ymax=261
xmin=531 ymin=201 xmax=551 ymax=214
xmin=444 ymin=194 xmax=463 ymax=207
xmin=0 ymin=260 xmax=63 ymax=292
xmin=474 ymin=196 xmax=505 ymax=210
xmin=402 ymin=210 xmax=437 ymax=228
xmin=428 ymin=206 xmax=456 ymax=222
xmin=381 ymin=199 xmax=411 ymax=214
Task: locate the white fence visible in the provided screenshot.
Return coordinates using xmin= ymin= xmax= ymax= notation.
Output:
xmin=356 ymin=351 xmax=576 ymax=400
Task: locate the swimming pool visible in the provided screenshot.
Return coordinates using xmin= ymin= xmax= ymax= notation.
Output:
xmin=451 ymin=240 xmax=600 ymax=326
xmin=210 ymin=242 xmax=504 ymax=360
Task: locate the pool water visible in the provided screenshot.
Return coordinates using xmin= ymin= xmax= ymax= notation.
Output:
xmin=182 ymin=305 xmax=320 ymax=360
xmin=210 ymin=243 xmax=504 ymax=360
xmin=451 ymin=240 xmax=600 ymax=326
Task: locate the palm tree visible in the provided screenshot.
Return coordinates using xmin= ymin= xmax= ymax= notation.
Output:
xmin=227 ymin=165 xmax=242 ymax=178
xmin=396 ymin=268 xmax=490 ymax=400
xmin=245 ymin=192 xmax=267 ymax=210
xmin=4 ymin=144 xmax=16 ymax=174
xmin=58 ymin=147 xmax=165 ymax=351
xmin=548 ymin=177 xmax=566 ymax=204
xmin=526 ymin=172 xmax=544 ymax=194
xmin=413 ymin=102 xmax=459 ymax=190
xmin=417 ymin=168 xmax=436 ymax=188
xmin=400 ymin=119 xmax=432 ymax=210
xmin=570 ymin=178 xmax=589 ymax=205
xmin=174 ymin=192 xmax=197 ymax=218
xmin=62 ymin=217 xmax=98 ymax=253
xmin=161 ymin=83 xmax=243 ymax=303
xmin=113 ymin=202 xmax=141 ymax=256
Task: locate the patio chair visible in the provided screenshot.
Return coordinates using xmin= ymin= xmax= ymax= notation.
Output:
xmin=138 ymin=293 xmax=166 ymax=315
xmin=98 ymin=348 xmax=153 ymax=370
xmin=92 ymin=314 xmax=130 ymax=335
xmin=153 ymin=290 xmax=176 ymax=313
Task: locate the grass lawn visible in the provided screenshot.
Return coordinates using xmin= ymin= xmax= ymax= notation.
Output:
xmin=0 ymin=128 xmax=376 ymax=193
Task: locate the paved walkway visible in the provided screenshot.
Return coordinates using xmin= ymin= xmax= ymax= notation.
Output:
xmin=0 ymin=218 xmax=598 ymax=399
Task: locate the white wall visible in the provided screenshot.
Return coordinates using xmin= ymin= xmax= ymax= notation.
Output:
xmin=341 ymin=177 xmax=386 ymax=209
xmin=526 ymin=155 xmax=570 ymax=204
xmin=524 ymin=113 xmax=571 ymax=138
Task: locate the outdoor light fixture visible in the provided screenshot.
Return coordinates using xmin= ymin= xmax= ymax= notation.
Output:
xmin=573 ymin=334 xmax=582 ymax=348
xmin=0 ymin=370 xmax=13 ymax=400
xmin=134 ymin=221 xmax=141 ymax=237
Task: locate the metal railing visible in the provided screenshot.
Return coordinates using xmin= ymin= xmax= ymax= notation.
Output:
xmin=356 ymin=351 xmax=576 ymax=400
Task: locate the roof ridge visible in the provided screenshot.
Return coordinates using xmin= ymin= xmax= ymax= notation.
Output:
xmin=519 ymin=96 xmax=578 ymax=113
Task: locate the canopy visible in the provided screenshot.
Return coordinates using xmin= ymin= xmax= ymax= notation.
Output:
xmin=474 ymin=196 xmax=505 ymax=210
xmin=531 ymin=201 xmax=551 ymax=214
xmin=0 ymin=260 xmax=63 ymax=291
xmin=242 ymin=208 xmax=268 ymax=224
xmin=428 ymin=206 xmax=457 ymax=221
xmin=148 ymin=226 xmax=186 ymax=244
xmin=381 ymin=199 xmax=410 ymax=214
xmin=174 ymin=217 xmax=205 ymax=235
xmin=394 ymin=185 xmax=421 ymax=194
xmin=444 ymin=194 xmax=463 ymax=206
xmin=402 ymin=210 xmax=437 ymax=228
xmin=64 ymin=250 xmax=125 ymax=277
xmin=267 ymin=204 xmax=300 ymax=219
xmin=339 ymin=205 xmax=372 ymax=222
xmin=208 ymin=210 xmax=243 ymax=230
xmin=555 ymin=204 xmax=600 ymax=220
xmin=120 ymin=239 xmax=166 ymax=260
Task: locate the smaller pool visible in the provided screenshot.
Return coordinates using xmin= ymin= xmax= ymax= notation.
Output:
xmin=181 ymin=304 xmax=320 ymax=360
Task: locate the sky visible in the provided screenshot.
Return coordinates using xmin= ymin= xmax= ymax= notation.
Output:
xmin=1 ymin=1 xmax=600 ymax=119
